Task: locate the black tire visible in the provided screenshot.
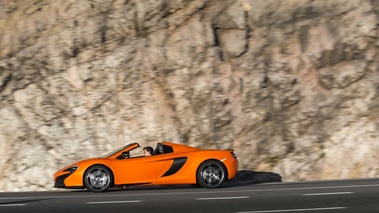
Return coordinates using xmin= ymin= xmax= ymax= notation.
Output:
xmin=196 ymin=160 xmax=226 ymax=188
xmin=84 ymin=165 xmax=113 ymax=192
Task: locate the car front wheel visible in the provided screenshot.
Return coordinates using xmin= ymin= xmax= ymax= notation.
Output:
xmin=84 ymin=165 xmax=113 ymax=192
xmin=197 ymin=160 xmax=226 ymax=188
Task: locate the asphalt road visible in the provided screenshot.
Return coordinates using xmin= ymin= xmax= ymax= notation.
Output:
xmin=0 ymin=178 xmax=378 ymax=213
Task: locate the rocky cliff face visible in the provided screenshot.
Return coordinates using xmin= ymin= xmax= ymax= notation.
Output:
xmin=0 ymin=0 xmax=378 ymax=191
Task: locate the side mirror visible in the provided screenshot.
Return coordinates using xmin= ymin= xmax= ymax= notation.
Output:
xmin=117 ymin=151 xmax=130 ymax=159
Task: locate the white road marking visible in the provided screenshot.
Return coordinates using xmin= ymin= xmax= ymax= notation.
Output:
xmin=0 ymin=183 xmax=377 ymax=200
xmin=237 ymin=206 xmax=347 ymax=213
xmin=196 ymin=196 xmax=249 ymax=200
xmin=303 ymin=192 xmax=353 ymax=196
xmin=86 ymin=200 xmax=142 ymax=204
xmin=0 ymin=204 xmax=27 ymax=207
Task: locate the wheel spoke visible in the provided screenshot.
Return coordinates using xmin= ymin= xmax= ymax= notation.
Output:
xmin=213 ymin=175 xmax=220 ymax=182
xmin=89 ymin=174 xmax=96 ymax=180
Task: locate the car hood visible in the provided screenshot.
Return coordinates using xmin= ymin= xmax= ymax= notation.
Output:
xmin=58 ymin=158 xmax=112 ymax=172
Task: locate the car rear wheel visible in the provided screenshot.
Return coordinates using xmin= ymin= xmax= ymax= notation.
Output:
xmin=197 ymin=160 xmax=226 ymax=188
xmin=84 ymin=165 xmax=113 ymax=192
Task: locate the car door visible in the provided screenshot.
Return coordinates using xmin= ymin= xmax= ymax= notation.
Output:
xmin=110 ymin=154 xmax=168 ymax=185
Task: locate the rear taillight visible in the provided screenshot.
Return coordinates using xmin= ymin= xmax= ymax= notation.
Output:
xmin=231 ymin=151 xmax=237 ymax=158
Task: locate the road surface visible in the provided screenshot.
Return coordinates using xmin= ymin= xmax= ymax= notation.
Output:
xmin=0 ymin=178 xmax=378 ymax=213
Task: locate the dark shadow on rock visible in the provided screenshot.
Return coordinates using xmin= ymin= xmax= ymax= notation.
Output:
xmin=222 ymin=170 xmax=282 ymax=187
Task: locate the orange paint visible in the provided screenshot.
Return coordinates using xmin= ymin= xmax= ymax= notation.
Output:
xmin=53 ymin=142 xmax=238 ymax=191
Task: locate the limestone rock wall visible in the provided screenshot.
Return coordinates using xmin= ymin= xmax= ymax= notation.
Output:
xmin=0 ymin=0 xmax=378 ymax=191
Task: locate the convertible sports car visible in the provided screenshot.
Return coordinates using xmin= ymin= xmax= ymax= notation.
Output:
xmin=54 ymin=142 xmax=238 ymax=192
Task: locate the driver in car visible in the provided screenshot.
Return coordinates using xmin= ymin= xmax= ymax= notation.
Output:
xmin=143 ymin=146 xmax=154 ymax=156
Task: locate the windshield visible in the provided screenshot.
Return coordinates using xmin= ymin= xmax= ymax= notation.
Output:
xmin=101 ymin=143 xmax=139 ymax=158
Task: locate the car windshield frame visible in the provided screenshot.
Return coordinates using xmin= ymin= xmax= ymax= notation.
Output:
xmin=100 ymin=143 xmax=139 ymax=158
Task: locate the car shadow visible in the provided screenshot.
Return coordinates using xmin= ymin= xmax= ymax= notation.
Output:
xmin=0 ymin=198 xmax=54 ymax=205
xmin=222 ymin=170 xmax=282 ymax=187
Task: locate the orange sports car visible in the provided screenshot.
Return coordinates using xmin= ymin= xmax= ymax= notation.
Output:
xmin=53 ymin=142 xmax=238 ymax=192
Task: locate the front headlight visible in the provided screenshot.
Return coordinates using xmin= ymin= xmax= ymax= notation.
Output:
xmin=63 ymin=166 xmax=78 ymax=173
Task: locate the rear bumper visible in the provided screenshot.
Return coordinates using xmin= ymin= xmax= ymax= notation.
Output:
xmin=224 ymin=157 xmax=238 ymax=180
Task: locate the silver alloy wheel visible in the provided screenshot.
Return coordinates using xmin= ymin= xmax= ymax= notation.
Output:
xmin=87 ymin=169 xmax=109 ymax=189
xmin=197 ymin=160 xmax=226 ymax=188
xmin=84 ymin=165 xmax=112 ymax=192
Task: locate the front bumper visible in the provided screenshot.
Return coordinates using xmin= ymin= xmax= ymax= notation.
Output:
xmin=54 ymin=173 xmax=84 ymax=189
xmin=54 ymin=173 xmax=71 ymax=188
xmin=54 ymin=166 xmax=84 ymax=189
